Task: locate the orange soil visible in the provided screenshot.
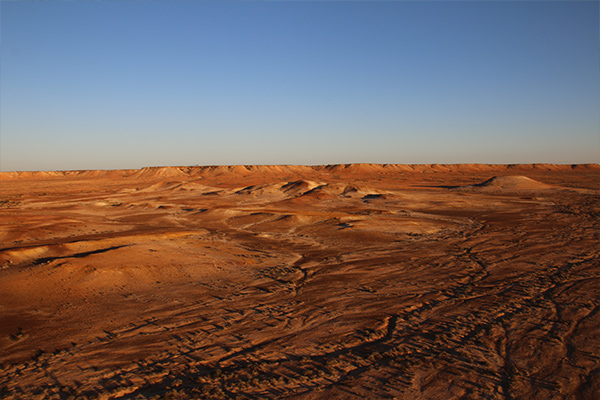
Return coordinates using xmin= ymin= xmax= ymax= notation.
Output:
xmin=0 ymin=163 xmax=599 ymax=399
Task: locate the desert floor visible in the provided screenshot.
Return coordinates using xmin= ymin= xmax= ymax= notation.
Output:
xmin=1 ymin=164 xmax=599 ymax=400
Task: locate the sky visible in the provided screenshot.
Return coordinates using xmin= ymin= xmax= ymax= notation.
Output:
xmin=0 ymin=1 xmax=599 ymax=171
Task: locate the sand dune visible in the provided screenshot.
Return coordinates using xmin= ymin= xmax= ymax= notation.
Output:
xmin=0 ymin=164 xmax=599 ymax=399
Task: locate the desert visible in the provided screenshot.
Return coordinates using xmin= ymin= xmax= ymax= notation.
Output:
xmin=0 ymin=163 xmax=599 ymax=400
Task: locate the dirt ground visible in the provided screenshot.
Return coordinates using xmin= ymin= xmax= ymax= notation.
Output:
xmin=1 ymin=163 xmax=598 ymax=400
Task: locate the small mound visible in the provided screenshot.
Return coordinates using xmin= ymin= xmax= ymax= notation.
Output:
xmin=235 ymin=184 xmax=283 ymax=197
xmin=298 ymin=183 xmax=390 ymax=199
xmin=471 ymin=176 xmax=554 ymax=191
xmin=303 ymin=183 xmax=351 ymax=197
xmin=280 ymin=180 xmax=321 ymax=195
xmin=236 ymin=180 xmax=322 ymax=198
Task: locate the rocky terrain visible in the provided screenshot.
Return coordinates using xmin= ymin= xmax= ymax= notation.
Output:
xmin=1 ymin=163 xmax=599 ymax=399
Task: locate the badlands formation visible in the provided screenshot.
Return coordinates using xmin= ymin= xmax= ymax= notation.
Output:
xmin=0 ymin=163 xmax=599 ymax=400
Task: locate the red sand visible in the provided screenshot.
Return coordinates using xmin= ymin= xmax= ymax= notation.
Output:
xmin=1 ymin=163 xmax=599 ymax=399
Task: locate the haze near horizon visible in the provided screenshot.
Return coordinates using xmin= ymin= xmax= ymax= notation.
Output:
xmin=1 ymin=1 xmax=598 ymax=172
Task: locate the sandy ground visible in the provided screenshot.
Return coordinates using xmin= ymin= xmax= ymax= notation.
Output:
xmin=0 ymin=163 xmax=599 ymax=400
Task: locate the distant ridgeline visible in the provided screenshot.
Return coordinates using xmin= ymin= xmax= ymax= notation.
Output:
xmin=1 ymin=163 xmax=599 ymax=180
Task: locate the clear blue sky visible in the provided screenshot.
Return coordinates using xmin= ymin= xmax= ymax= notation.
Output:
xmin=1 ymin=1 xmax=598 ymax=171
